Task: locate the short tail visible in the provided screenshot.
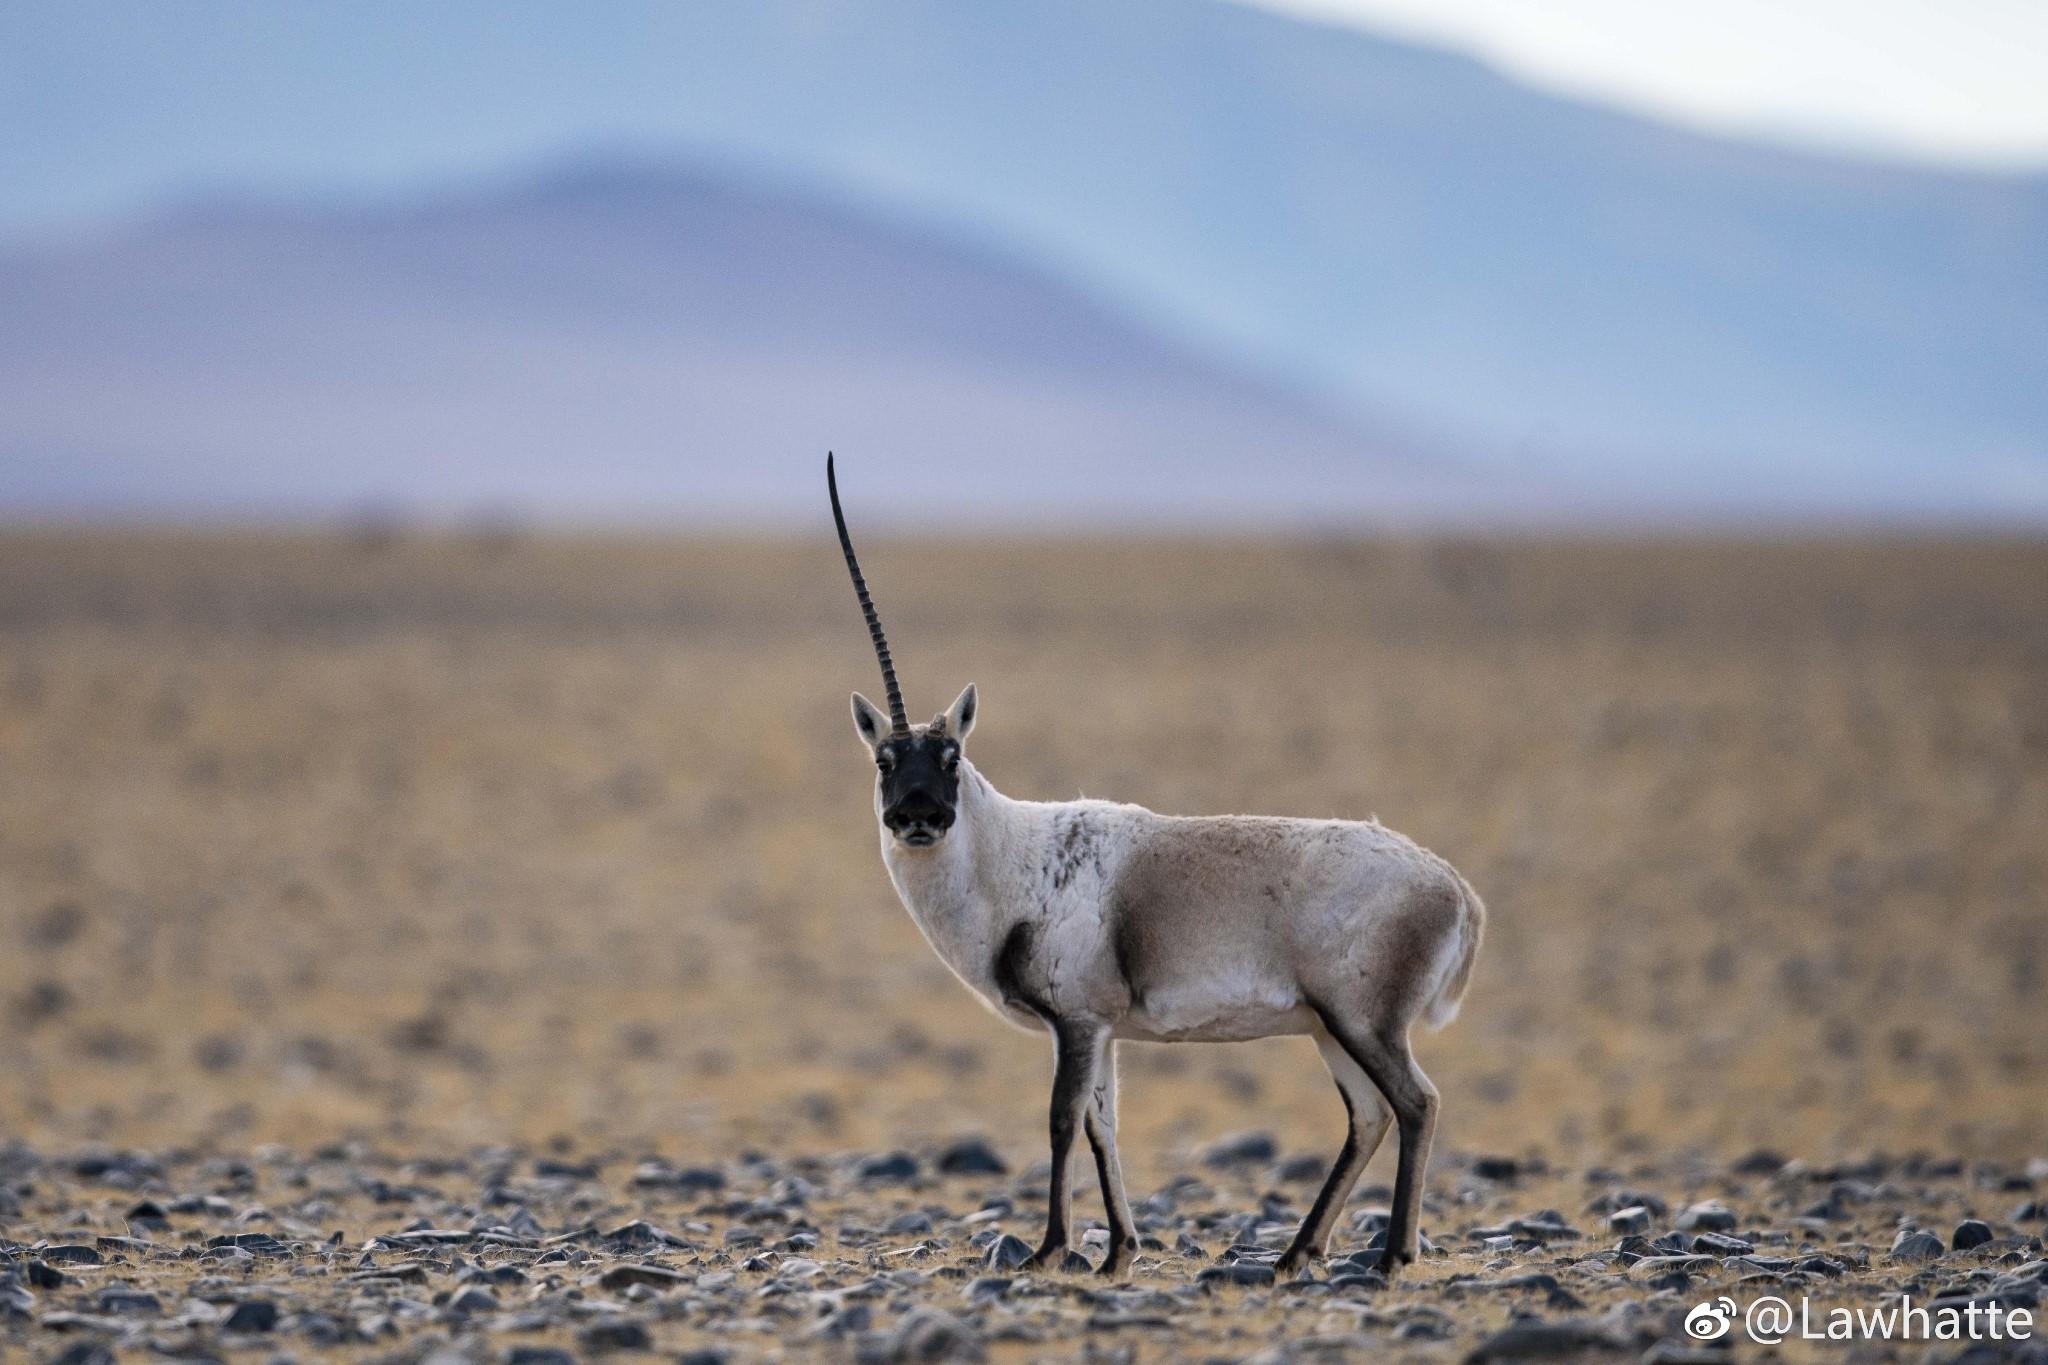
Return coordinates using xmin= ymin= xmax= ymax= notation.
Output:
xmin=1422 ymin=877 xmax=1485 ymax=1030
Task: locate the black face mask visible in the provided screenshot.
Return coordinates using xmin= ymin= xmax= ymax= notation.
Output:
xmin=877 ymin=733 xmax=962 ymax=845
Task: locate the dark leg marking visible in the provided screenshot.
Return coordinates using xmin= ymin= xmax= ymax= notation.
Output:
xmin=1277 ymin=1028 xmax=1394 ymax=1274
xmin=991 ymin=921 xmax=1043 ymax=1017
xmin=1278 ymin=1087 xmax=1359 ymax=1275
xmin=991 ymin=921 xmax=1126 ymax=1274
xmin=1026 ymin=1017 xmax=1100 ymax=1270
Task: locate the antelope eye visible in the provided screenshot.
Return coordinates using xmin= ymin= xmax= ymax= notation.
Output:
xmin=942 ymin=750 xmax=960 ymax=774
xmin=875 ymin=754 xmax=894 ymax=774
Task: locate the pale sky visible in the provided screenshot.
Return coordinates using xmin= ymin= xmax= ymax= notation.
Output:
xmin=1245 ymin=0 xmax=2048 ymax=167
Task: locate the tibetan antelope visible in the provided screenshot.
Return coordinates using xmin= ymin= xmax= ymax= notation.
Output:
xmin=827 ymin=456 xmax=1483 ymax=1278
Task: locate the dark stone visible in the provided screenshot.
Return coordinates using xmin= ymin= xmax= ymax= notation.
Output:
xmin=1607 ymin=1206 xmax=1651 ymax=1235
xmin=39 ymin=1244 xmax=103 ymax=1265
xmin=577 ymin=1319 xmax=653 ymax=1352
xmin=1506 ymin=1213 xmax=1582 ymax=1242
xmin=369 ymin=1228 xmax=471 ymax=1247
xmin=884 ymin=1306 xmax=984 ymax=1362
xmin=1586 ymin=1189 xmax=1668 ymax=1217
xmin=1732 ymin=1149 xmax=1789 ymax=1176
xmin=965 ymin=1276 xmax=1013 ymax=1303
xmin=507 ymin=1351 xmax=580 ymax=1365
xmin=1890 ymin=1230 xmax=1947 ymax=1262
xmin=603 ymin=1220 xmax=689 ymax=1250
xmin=812 ymin=1304 xmax=871 ymax=1338
xmin=1465 ymin=1319 xmax=1630 ymax=1358
xmin=1329 ymin=1252 xmax=1387 ymax=1279
xmin=1201 ymin=1131 xmax=1278 ymax=1167
xmin=1488 ymin=1272 xmax=1561 ymax=1294
xmin=1196 ymin=1262 xmax=1276 ymax=1289
xmin=168 ymin=1194 xmax=231 ymax=1217
xmin=1690 ymin=1232 xmax=1755 ymax=1256
xmin=1277 ymin=1153 xmax=1329 ymax=1183
xmin=984 ymin=1234 xmax=1032 ymax=1271
xmin=533 ymin=1158 xmax=600 ymax=1179
xmin=1329 ymin=1271 xmax=1388 ymax=1293
xmin=677 ymin=1353 xmax=728 ymax=1365
xmin=629 ymin=1161 xmax=724 ymax=1193
xmin=935 ymin=1138 xmax=1008 ymax=1177
xmin=46 ymin=1346 xmax=116 ymax=1365
xmin=14 ymin=979 xmax=73 ymax=1024
xmin=96 ymin=1286 xmax=160 ymax=1314
xmin=1471 ymin=1156 xmax=1521 ymax=1181
xmin=24 ymin=902 xmax=86 ymax=949
xmin=1953 ymin=1219 xmax=1996 ymax=1251
xmin=1674 ymin=1201 xmax=1738 ymax=1232
xmin=69 ymin=1150 xmax=161 ymax=1181
xmin=599 ymin=1264 xmax=686 ymax=1292
xmin=25 ymin=1261 xmax=69 ymax=1289
xmin=448 ymin=1287 xmax=499 ymax=1314
xmin=857 ymin=1151 xmax=921 ymax=1182
xmin=222 ymin=1299 xmax=279 ymax=1333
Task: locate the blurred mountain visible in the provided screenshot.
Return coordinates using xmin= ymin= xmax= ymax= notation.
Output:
xmin=633 ymin=1 xmax=2048 ymax=518
xmin=0 ymin=162 xmax=1473 ymax=522
xmin=3 ymin=0 xmax=2046 ymax=520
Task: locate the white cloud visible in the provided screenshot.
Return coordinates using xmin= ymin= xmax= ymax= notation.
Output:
xmin=1242 ymin=0 xmax=2048 ymax=167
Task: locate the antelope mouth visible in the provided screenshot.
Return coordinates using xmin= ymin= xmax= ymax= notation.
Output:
xmin=894 ymin=828 xmax=945 ymax=848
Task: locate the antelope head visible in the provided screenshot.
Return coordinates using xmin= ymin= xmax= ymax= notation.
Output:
xmin=829 ymin=454 xmax=978 ymax=849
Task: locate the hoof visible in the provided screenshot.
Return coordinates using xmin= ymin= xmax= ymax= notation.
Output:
xmin=1274 ymin=1249 xmax=1318 ymax=1278
xmin=1330 ymin=1245 xmax=1408 ymax=1279
xmin=1021 ymin=1246 xmax=1090 ymax=1274
xmin=1375 ymin=1248 xmax=1416 ymax=1275
xmin=1094 ymin=1248 xmax=1133 ymax=1278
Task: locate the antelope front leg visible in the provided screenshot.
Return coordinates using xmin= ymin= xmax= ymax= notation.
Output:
xmin=1083 ymin=1034 xmax=1137 ymax=1276
xmin=1023 ymin=1018 xmax=1102 ymax=1271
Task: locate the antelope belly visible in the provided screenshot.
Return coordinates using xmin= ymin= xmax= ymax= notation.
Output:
xmin=1116 ymin=977 xmax=1317 ymax=1042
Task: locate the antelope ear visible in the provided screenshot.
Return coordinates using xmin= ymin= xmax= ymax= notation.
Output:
xmin=941 ymin=683 xmax=978 ymax=743
xmin=851 ymin=692 xmax=891 ymax=750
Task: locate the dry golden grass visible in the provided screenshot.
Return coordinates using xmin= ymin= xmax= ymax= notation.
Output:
xmin=1 ymin=531 xmax=2043 ymax=1192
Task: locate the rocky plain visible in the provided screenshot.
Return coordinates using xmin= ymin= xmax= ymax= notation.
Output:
xmin=2 ymin=532 xmax=2044 ymax=1362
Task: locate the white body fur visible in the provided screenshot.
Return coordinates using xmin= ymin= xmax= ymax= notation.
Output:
xmin=879 ymin=768 xmax=1480 ymax=1046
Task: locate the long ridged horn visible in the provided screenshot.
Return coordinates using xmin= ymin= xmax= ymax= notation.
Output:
xmin=827 ymin=453 xmax=909 ymax=736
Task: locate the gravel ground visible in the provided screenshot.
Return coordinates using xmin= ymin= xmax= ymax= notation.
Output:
xmin=3 ymin=533 xmax=2043 ymax=1362
xmin=5 ymin=1140 xmax=2046 ymax=1362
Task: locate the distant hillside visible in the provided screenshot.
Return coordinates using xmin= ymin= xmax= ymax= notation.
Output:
xmin=0 ymin=162 xmax=1478 ymax=522
xmin=644 ymin=0 xmax=2048 ymax=516
xmin=3 ymin=0 xmax=2045 ymax=519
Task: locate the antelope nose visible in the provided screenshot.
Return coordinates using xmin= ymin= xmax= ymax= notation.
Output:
xmin=888 ymin=796 xmax=950 ymax=831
